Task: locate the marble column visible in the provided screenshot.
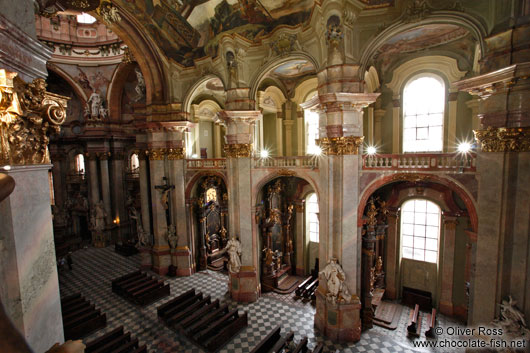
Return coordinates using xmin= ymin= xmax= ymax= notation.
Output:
xmin=384 ymin=208 xmax=399 ymax=299
xmin=138 ymin=152 xmax=151 ymax=236
xmin=214 ymin=123 xmax=222 ymax=158
xmin=284 ymin=120 xmax=294 ymax=157
xmin=440 ymin=215 xmax=458 ymax=316
xmin=0 ymin=165 xmax=64 ymax=353
xmin=216 ymin=110 xmax=262 ymax=302
xmin=297 ymin=108 xmax=304 ymax=156
xmin=294 ymin=202 xmax=305 ymax=276
xmin=391 ymin=97 xmax=400 ymax=153
xmin=98 ymin=153 xmax=113 ymax=225
xmin=110 ymin=149 xmax=126 ymax=236
xmin=87 ymin=153 xmax=100 ymax=205
xmin=307 ymin=60 xmax=379 ymax=342
xmin=455 ymin=21 xmax=530 ymax=324
xmin=276 ymin=112 xmax=283 ymax=156
xmin=367 ymin=105 xmax=374 ymax=146
xmin=374 ymin=106 xmax=385 ymax=148
xmin=49 ymin=147 xmax=65 ymax=207
xmin=447 ymin=90 xmax=458 ymax=152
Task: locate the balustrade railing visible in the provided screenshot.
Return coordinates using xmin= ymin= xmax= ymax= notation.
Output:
xmin=253 ymin=156 xmax=319 ymax=168
xmin=362 ymin=153 xmax=476 ymax=172
xmin=186 ymin=158 xmax=227 ymax=169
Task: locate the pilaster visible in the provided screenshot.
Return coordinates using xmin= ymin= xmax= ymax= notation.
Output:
xmin=440 ymin=215 xmax=458 ymax=316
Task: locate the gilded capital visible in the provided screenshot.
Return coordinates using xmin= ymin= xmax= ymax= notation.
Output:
xmin=148 ymin=148 xmax=166 ymax=160
xmin=0 ymin=70 xmax=67 ymax=165
xmin=167 ymin=147 xmax=185 ymax=160
xmin=317 ymin=136 xmax=364 ymax=155
xmin=224 ymin=143 xmax=252 ymax=158
xmin=474 ymin=127 xmax=530 ymax=152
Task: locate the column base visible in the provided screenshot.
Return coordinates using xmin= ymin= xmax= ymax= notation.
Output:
xmin=139 ymin=246 xmax=152 ymax=270
xmin=228 ymin=267 xmax=260 ymax=303
xmin=151 ymin=246 xmax=170 ymax=275
xmin=439 ymin=300 xmax=454 ymax=316
xmin=314 ymin=289 xmax=362 ymax=343
xmin=174 ymin=246 xmax=193 ymax=276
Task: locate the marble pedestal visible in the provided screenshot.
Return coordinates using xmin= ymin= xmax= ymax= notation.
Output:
xmin=139 ymin=246 xmax=152 ymax=270
xmin=0 ymin=165 xmax=64 ymax=352
xmin=174 ymin=246 xmax=193 ymax=276
xmin=228 ymin=267 xmax=260 ymax=302
xmin=314 ymin=289 xmax=362 ymax=343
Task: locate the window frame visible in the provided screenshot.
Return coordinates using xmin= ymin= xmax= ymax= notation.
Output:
xmin=306 ymin=193 xmax=319 ymax=243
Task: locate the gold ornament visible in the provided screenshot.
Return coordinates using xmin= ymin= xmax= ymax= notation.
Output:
xmin=224 ymin=143 xmax=252 ymax=158
xmin=317 ymin=136 xmax=364 ymax=155
xmin=0 ymin=71 xmax=67 ymax=166
xmin=167 ymin=147 xmax=185 ymax=160
xmin=148 ymin=148 xmax=165 ymax=161
xmin=474 ymin=127 xmax=530 ymax=152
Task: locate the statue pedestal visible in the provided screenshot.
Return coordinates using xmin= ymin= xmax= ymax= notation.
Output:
xmin=167 ymin=248 xmax=178 ymax=277
xmin=139 ymin=246 xmax=152 ymax=270
xmin=314 ymin=289 xmax=362 ymax=343
xmin=228 ymin=267 xmax=260 ymax=303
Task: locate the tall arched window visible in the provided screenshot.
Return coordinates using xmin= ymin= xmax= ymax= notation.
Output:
xmin=305 ymin=109 xmax=320 ymax=155
xmin=401 ymin=199 xmax=441 ymax=263
xmin=130 ymin=153 xmax=139 ymax=171
xmin=306 ymin=193 xmax=319 ymax=242
xmin=75 ymin=154 xmax=85 ymax=174
xmin=403 ymin=74 xmax=445 ymax=153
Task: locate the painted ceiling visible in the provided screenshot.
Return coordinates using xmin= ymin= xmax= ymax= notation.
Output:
xmin=114 ymin=0 xmax=314 ymax=67
xmin=271 ymin=59 xmax=314 ymax=79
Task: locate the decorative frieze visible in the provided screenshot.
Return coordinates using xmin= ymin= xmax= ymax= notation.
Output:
xmin=224 ymin=143 xmax=252 ymax=158
xmin=167 ymin=147 xmax=185 ymax=160
xmin=474 ymin=126 xmax=530 ymax=152
xmin=0 ymin=70 xmax=67 ymax=166
xmin=147 ymin=148 xmax=166 ymax=161
xmin=317 ymin=136 xmax=364 ymax=155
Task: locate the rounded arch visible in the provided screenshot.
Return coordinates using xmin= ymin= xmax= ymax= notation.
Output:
xmin=183 ymin=74 xmax=227 ymax=115
xmin=258 ymin=85 xmax=287 ymax=113
xmin=359 ymin=14 xmax=487 ymax=79
xmin=185 ymin=171 xmax=228 ymax=200
xmin=47 ymin=64 xmax=88 ymax=103
xmin=91 ymin=5 xmax=169 ymax=104
xmin=292 ymin=77 xmax=318 ymax=105
xmin=357 ymin=173 xmax=477 ymax=232
xmin=252 ymin=171 xmax=320 ymax=207
xmin=249 ymin=52 xmax=320 ymax=105
xmin=107 ymin=61 xmax=138 ymax=120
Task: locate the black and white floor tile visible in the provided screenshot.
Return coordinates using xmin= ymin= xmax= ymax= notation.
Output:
xmin=58 ymin=246 xmax=463 ymax=353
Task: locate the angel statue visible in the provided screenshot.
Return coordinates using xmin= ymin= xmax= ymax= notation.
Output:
xmin=320 ymin=257 xmax=352 ymax=304
xmin=225 ymin=235 xmax=242 ymax=273
xmin=167 ymin=224 xmax=178 ymax=249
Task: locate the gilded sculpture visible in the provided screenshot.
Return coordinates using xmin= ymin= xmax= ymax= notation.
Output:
xmin=224 ymin=143 xmax=252 ymax=158
xmin=317 ymin=136 xmax=364 ymax=155
xmin=474 ymin=127 xmax=530 ymax=152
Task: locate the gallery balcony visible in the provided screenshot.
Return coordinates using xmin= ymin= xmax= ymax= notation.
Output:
xmin=253 ymin=156 xmax=319 ymax=169
xmin=362 ymin=153 xmax=476 ymax=173
xmin=186 ymin=158 xmax=227 ymax=169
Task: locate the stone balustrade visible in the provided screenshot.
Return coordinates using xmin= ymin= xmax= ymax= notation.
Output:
xmin=253 ymin=156 xmax=319 ymax=169
xmin=362 ymin=153 xmax=476 ymax=172
xmin=185 ymin=158 xmax=227 ymax=169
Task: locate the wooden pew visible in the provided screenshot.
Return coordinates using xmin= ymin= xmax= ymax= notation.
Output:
xmin=407 ymin=304 xmax=422 ymax=337
xmin=250 ymin=325 xmax=282 ymax=353
xmin=157 ymin=289 xmax=195 ymax=318
xmin=61 ymin=293 xmax=106 ymax=340
xmin=84 ymin=326 xmax=147 ymax=353
xmin=111 ymin=271 xmax=170 ymax=306
xmin=425 ymin=308 xmax=437 ymax=338
xmin=250 ymin=326 xmax=322 ymax=353
xmin=295 ymin=276 xmax=314 ymax=297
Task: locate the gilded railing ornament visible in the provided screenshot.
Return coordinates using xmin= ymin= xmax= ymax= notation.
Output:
xmin=224 ymin=143 xmax=252 ymax=158
xmin=317 ymin=136 xmax=364 ymax=155
xmin=474 ymin=127 xmax=530 ymax=152
xmin=0 ymin=70 xmax=67 ymax=166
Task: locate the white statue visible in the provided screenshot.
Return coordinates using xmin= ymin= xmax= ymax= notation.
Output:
xmin=167 ymin=224 xmax=178 ymax=249
xmin=87 ymin=90 xmax=103 ymax=119
xmin=90 ymin=200 xmax=107 ymax=232
xmin=137 ymin=227 xmax=150 ymax=247
xmin=320 ymin=258 xmax=352 ymax=304
xmin=225 ymin=236 xmax=242 ymax=273
xmin=493 ymin=296 xmax=530 ymax=337
xmin=134 ymin=67 xmax=146 ymax=102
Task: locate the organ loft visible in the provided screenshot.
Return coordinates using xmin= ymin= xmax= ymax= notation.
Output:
xmin=0 ymin=0 xmax=529 ymax=352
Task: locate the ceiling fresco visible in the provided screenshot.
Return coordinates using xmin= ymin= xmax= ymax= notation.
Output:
xmin=115 ymin=0 xmax=314 ymax=67
xmin=271 ymin=59 xmax=314 ymax=79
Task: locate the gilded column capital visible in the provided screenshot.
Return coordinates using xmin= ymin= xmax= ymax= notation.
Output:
xmin=474 ymin=126 xmax=530 ymax=152
xmin=96 ymin=151 xmax=111 ymax=160
xmin=224 ymin=143 xmax=252 ymax=158
xmin=148 ymin=148 xmax=166 ymax=160
xmin=167 ymin=147 xmax=185 ymax=160
xmin=317 ymin=136 xmax=364 ymax=155
xmin=0 ymin=70 xmax=67 ymax=165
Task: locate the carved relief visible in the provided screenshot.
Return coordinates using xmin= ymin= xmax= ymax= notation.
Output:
xmin=317 ymin=136 xmax=364 ymax=155
xmin=474 ymin=127 xmax=530 ymax=152
xmin=224 ymin=143 xmax=252 ymax=158
xmin=0 ymin=70 xmax=67 ymax=165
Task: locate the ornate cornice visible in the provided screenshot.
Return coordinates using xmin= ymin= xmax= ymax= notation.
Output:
xmin=317 ymin=136 xmax=364 ymax=155
xmin=0 ymin=71 xmax=67 ymax=166
xmin=474 ymin=127 xmax=530 ymax=152
xmin=224 ymin=143 xmax=252 ymax=158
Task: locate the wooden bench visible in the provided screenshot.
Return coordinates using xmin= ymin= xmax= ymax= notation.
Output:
xmin=60 ymin=293 xmax=106 ymax=340
xmin=407 ymin=304 xmax=422 ymax=337
xmin=250 ymin=326 xmax=323 ymax=353
xmin=295 ymin=276 xmax=314 ymax=297
xmin=111 ymin=271 xmax=170 ymax=306
xmin=84 ymin=326 xmax=147 ymax=353
xmin=425 ymin=308 xmax=436 ymax=338
xmin=156 ymin=288 xmax=248 ymax=352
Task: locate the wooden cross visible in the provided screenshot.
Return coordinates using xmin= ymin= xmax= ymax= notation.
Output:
xmin=155 ymin=176 xmax=175 ymax=227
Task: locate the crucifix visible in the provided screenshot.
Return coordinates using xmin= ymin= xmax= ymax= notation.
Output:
xmin=155 ymin=176 xmax=175 ymax=227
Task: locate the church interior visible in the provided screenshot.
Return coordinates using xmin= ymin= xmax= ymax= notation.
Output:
xmin=0 ymin=0 xmax=529 ymax=352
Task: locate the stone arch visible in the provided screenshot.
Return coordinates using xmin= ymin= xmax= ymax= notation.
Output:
xmin=185 ymin=171 xmax=228 ymax=201
xmin=252 ymin=170 xmax=320 ymax=207
xmin=107 ymin=61 xmax=139 ymax=120
xmin=357 ymin=173 xmax=477 ymax=232
xmin=182 ymin=74 xmax=227 ymax=116
xmin=358 ymin=14 xmax=487 ymax=79
xmin=47 ymin=64 xmax=88 ymax=103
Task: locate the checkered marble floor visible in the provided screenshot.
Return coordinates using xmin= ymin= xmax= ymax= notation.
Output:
xmin=58 ymin=246 xmax=461 ymax=353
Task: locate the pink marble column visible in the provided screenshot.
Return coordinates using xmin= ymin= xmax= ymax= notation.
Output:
xmin=384 ymin=208 xmax=399 ymax=299
xmin=440 ymin=215 xmax=458 ymax=316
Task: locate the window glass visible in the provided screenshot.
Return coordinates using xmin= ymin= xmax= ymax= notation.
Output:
xmin=306 ymin=193 xmax=319 ymax=242
xmin=401 ymin=199 xmax=441 ymax=263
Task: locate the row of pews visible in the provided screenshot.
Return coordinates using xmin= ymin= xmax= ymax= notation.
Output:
xmin=250 ymin=326 xmax=324 ymax=353
xmin=157 ymin=288 xmax=248 ymax=353
xmin=112 ymin=270 xmax=170 ymax=306
xmin=84 ymin=326 xmax=146 ymax=353
xmin=61 ymin=293 xmax=107 ymax=341
xmin=295 ymin=275 xmax=319 ymax=302
xmin=407 ymin=304 xmax=437 ymax=338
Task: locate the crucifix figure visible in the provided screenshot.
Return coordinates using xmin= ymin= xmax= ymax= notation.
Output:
xmin=155 ymin=176 xmax=175 ymax=227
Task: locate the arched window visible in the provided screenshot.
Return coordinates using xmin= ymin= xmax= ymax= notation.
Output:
xmin=305 ymin=109 xmax=320 ymax=155
xmin=401 ymin=199 xmax=440 ymax=263
xmin=75 ymin=154 xmax=85 ymax=174
xmin=130 ymin=153 xmax=139 ymax=171
xmin=306 ymin=193 xmax=319 ymax=242
xmin=403 ymin=74 xmax=445 ymax=153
